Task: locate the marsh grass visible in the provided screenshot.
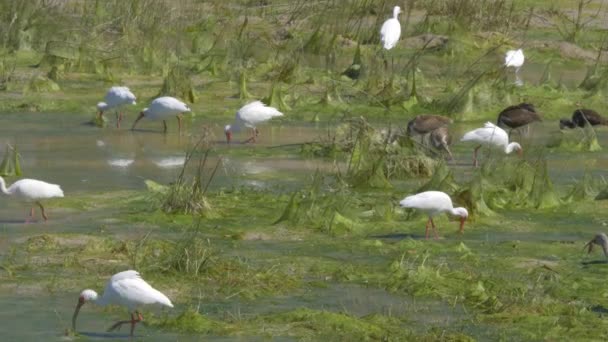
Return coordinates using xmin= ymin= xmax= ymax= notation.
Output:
xmin=0 ymin=144 xmax=22 ymax=177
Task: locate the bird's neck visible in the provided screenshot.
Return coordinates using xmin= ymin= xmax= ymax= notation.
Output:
xmin=93 ymin=293 xmax=109 ymax=307
xmin=0 ymin=177 xmax=10 ymax=195
xmin=393 ymin=11 xmax=399 ymax=19
xmin=505 ymin=143 xmax=517 ymax=154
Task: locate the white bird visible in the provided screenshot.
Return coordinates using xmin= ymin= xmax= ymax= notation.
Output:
xmin=131 ymin=96 xmax=191 ymax=133
xmin=400 ymin=191 xmax=468 ymax=239
xmin=380 ymin=6 xmax=402 ymax=50
xmin=225 ymin=101 xmax=284 ymax=144
xmin=460 ymin=122 xmax=522 ymax=167
xmin=0 ymin=176 xmax=64 ymax=222
xmin=97 ymin=86 xmax=137 ymax=128
xmin=72 ymin=270 xmax=173 ymax=337
xmin=504 ymin=49 xmax=525 ymax=85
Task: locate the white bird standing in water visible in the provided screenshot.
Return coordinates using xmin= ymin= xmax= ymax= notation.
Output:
xmin=504 ymin=49 xmax=525 ymax=85
xmin=72 ymin=270 xmax=173 ymax=337
xmin=131 ymin=96 xmax=191 ymax=133
xmin=460 ymin=122 xmax=522 ymax=167
xmin=380 ymin=6 xmax=402 ymax=50
xmin=97 ymin=86 xmax=137 ymax=128
xmin=0 ymin=176 xmax=64 ymax=222
xmin=400 ymin=191 xmax=468 ymax=239
xmin=225 ymin=101 xmax=284 ymax=144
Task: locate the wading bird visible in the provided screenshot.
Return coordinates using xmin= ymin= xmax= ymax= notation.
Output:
xmin=505 ymin=48 xmax=525 ymax=85
xmin=430 ymin=126 xmax=453 ymax=160
xmin=560 ymin=108 xmax=608 ymax=129
xmin=0 ymin=176 xmax=64 ymax=222
xmin=460 ymin=122 xmax=522 ymax=167
xmin=225 ymin=101 xmax=284 ymax=144
xmin=72 ymin=270 xmax=173 ymax=337
xmin=496 ymin=102 xmax=542 ymax=137
xmin=380 ymin=6 xmax=401 ymax=51
xmin=585 ymin=233 xmax=608 ymax=258
xmin=131 ymin=96 xmax=191 ymax=133
xmin=97 ymin=86 xmax=137 ymax=128
xmin=407 ymin=114 xmax=453 ymax=143
xmin=399 ymin=191 xmax=468 ymax=239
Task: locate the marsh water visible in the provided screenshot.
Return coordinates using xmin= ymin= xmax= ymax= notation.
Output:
xmin=0 ymin=109 xmax=607 ymax=340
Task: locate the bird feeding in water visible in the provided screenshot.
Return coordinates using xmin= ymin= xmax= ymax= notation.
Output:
xmin=504 ymin=48 xmax=525 ymax=85
xmin=225 ymin=101 xmax=284 ymax=144
xmin=407 ymin=114 xmax=453 ymax=143
xmin=496 ymin=102 xmax=542 ymax=137
xmin=72 ymin=270 xmax=173 ymax=337
xmin=560 ymin=107 xmax=608 ymax=129
xmin=0 ymin=176 xmax=64 ymax=222
xmin=131 ymin=96 xmax=191 ymax=133
xmin=97 ymin=86 xmax=137 ymax=128
xmin=399 ymin=191 xmax=468 ymax=239
xmin=460 ymin=122 xmax=522 ymax=167
xmin=429 ymin=126 xmax=453 ymax=160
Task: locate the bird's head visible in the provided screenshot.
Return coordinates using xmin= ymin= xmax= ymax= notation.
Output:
xmin=97 ymin=102 xmax=108 ymax=114
xmin=225 ymin=125 xmax=233 ymax=144
xmin=393 ymin=6 xmax=401 ymax=17
xmin=131 ymin=108 xmax=148 ymax=131
xmin=452 ymin=207 xmax=468 ymax=233
xmin=559 ymin=119 xmax=575 ymax=130
xmin=72 ymin=289 xmax=98 ymax=331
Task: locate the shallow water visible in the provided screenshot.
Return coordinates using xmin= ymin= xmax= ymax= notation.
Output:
xmin=1 ymin=110 xmax=607 ymax=340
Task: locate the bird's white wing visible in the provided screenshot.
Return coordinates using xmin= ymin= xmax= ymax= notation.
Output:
xmin=146 ymin=97 xmax=191 ymax=119
xmin=461 ymin=123 xmax=508 ymax=145
xmin=400 ymin=191 xmax=452 ymax=211
xmin=105 ymin=87 xmax=137 ymax=107
xmin=107 ymin=271 xmax=173 ymax=309
xmin=380 ymin=19 xmax=401 ymax=50
xmin=237 ymin=101 xmax=283 ymax=126
xmin=9 ymin=179 xmax=64 ymax=199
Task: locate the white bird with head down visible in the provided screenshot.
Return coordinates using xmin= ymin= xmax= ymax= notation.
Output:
xmin=72 ymin=270 xmax=173 ymax=337
xmin=504 ymin=49 xmax=525 ymax=85
xmin=0 ymin=176 xmax=64 ymax=222
xmin=225 ymin=101 xmax=284 ymax=144
xmin=380 ymin=6 xmax=401 ymax=50
xmin=460 ymin=122 xmax=522 ymax=167
xmin=400 ymin=191 xmax=468 ymax=239
xmin=97 ymin=86 xmax=137 ymax=128
xmin=131 ymin=96 xmax=191 ymax=133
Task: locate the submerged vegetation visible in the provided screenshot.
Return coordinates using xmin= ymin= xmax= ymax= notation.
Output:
xmin=1 ymin=0 xmax=608 ymax=341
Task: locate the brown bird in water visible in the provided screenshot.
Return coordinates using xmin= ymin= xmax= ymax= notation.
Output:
xmin=560 ymin=108 xmax=608 ymax=129
xmin=585 ymin=233 xmax=608 ymax=258
xmin=407 ymin=115 xmax=452 ymax=142
xmin=496 ymin=103 xmax=541 ymax=136
xmin=429 ymin=126 xmax=453 ymax=160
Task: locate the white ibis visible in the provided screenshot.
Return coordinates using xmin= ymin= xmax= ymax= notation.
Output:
xmin=0 ymin=176 xmax=64 ymax=222
xmin=380 ymin=6 xmax=401 ymax=50
xmin=97 ymin=86 xmax=137 ymax=128
xmin=225 ymin=101 xmax=284 ymax=144
xmin=131 ymin=96 xmax=191 ymax=133
xmin=504 ymin=49 xmax=524 ymax=85
xmin=399 ymin=191 xmax=468 ymax=239
xmin=460 ymin=122 xmax=522 ymax=167
xmin=72 ymin=270 xmax=173 ymax=337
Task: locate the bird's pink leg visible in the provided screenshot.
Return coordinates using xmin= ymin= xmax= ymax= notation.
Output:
xmin=430 ymin=218 xmax=439 ymax=239
xmin=177 ymin=114 xmax=183 ymax=134
xmin=107 ymin=311 xmax=143 ymax=337
xmin=25 ymin=207 xmax=35 ymax=224
xmin=116 ymin=112 xmax=123 ymax=129
xmin=251 ymin=128 xmax=257 ymax=143
xmin=38 ymin=202 xmax=48 ymax=222
xmin=162 ymin=120 xmax=168 ymax=133
xmin=473 ymin=145 xmax=481 ymax=167
xmin=425 ymin=218 xmax=430 ymax=239
xmin=243 ymin=128 xmax=255 ymax=144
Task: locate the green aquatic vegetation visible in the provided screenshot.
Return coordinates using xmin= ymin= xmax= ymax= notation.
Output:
xmin=547 ymin=127 xmax=602 ymax=152
xmin=417 ymin=162 xmax=459 ymax=194
xmin=0 ymin=144 xmax=22 ymax=177
xmin=24 ymin=74 xmax=60 ymax=93
xmin=158 ymin=65 xmax=197 ymax=103
xmin=147 ymin=308 xmax=223 ymax=334
xmin=263 ymin=82 xmax=291 ymax=112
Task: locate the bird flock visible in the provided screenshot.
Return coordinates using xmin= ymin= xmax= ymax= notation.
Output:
xmin=0 ymin=5 xmax=606 ymax=338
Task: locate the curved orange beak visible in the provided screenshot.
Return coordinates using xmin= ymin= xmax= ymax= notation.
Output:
xmin=458 ymin=217 xmax=466 ymax=234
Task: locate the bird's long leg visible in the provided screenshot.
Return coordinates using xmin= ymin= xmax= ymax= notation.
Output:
xmin=177 ymin=114 xmax=183 ymax=134
xmin=425 ymin=218 xmax=430 ymax=239
xmin=116 ymin=112 xmax=123 ymax=129
xmin=162 ymin=120 xmax=168 ymax=133
xmin=25 ymin=207 xmax=35 ymax=224
xmin=107 ymin=311 xmax=143 ymax=336
xmin=430 ymin=218 xmax=439 ymax=240
xmin=473 ymin=145 xmax=481 ymax=167
xmin=37 ymin=202 xmax=48 ymax=221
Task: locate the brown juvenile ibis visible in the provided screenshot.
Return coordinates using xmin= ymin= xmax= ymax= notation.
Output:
xmin=585 ymin=233 xmax=608 ymax=258
xmin=429 ymin=126 xmax=453 ymax=160
xmin=496 ymin=103 xmax=541 ymax=136
xmin=407 ymin=115 xmax=452 ymax=143
xmin=560 ymin=108 xmax=607 ymax=129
